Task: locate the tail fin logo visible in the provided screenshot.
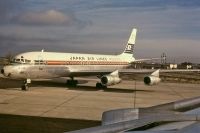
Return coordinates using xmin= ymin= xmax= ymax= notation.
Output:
xmin=122 ymin=28 xmax=137 ymax=54
xmin=124 ymin=43 xmax=134 ymax=54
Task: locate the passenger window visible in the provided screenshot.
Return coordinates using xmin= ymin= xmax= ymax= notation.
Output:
xmin=34 ymin=60 xmax=45 ymax=65
xmin=25 ymin=59 xmax=31 ymax=63
xmin=34 ymin=60 xmax=39 ymax=65
xmin=16 ymin=59 xmax=20 ymax=62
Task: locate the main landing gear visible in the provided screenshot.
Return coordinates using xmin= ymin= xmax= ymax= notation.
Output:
xmin=96 ymin=82 xmax=107 ymax=89
xmin=66 ymin=77 xmax=107 ymax=89
xmin=21 ymin=79 xmax=31 ymax=91
xmin=66 ymin=77 xmax=78 ymax=87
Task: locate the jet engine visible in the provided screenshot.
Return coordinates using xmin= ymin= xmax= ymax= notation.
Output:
xmin=144 ymin=76 xmax=161 ymax=85
xmin=143 ymin=69 xmax=161 ymax=85
xmin=100 ymin=70 xmax=121 ymax=86
xmin=101 ymin=75 xmax=121 ymax=86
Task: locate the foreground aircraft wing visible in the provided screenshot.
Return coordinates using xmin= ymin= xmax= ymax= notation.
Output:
xmin=65 ymin=96 xmax=200 ymax=133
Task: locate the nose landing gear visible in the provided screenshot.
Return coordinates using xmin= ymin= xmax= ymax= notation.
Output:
xmin=21 ymin=79 xmax=31 ymax=91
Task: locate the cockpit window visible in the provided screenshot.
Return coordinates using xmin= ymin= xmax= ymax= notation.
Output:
xmin=15 ymin=59 xmax=20 ymax=62
xmin=11 ymin=58 xmax=31 ymax=64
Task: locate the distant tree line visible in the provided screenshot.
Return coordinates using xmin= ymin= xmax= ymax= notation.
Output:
xmin=0 ymin=53 xmax=14 ymax=65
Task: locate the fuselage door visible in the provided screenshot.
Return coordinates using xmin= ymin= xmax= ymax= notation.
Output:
xmin=38 ymin=55 xmax=44 ymax=70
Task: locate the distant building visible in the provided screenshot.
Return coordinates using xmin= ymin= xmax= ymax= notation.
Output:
xmin=131 ymin=62 xmax=160 ymax=69
xmin=178 ymin=62 xmax=193 ymax=69
xmin=131 ymin=62 xmax=178 ymax=69
xmin=169 ymin=64 xmax=178 ymax=69
xmin=192 ymin=64 xmax=200 ymax=69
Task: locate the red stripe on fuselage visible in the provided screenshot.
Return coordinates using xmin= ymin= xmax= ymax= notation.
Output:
xmin=46 ymin=60 xmax=129 ymax=65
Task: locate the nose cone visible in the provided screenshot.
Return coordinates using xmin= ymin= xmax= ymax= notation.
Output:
xmin=2 ymin=66 xmax=12 ymax=77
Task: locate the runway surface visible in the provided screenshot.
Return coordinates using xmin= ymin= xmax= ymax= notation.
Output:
xmin=0 ymin=76 xmax=200 ymax=132
xmin=0 ymin=78 xmax=200 ymax=120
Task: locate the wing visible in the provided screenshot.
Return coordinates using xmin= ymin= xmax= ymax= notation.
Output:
xmin=68 ymin=69 xmax=113 ymax=77
xmin=120 ymin=69 xmax=200 ymax=74
xmin=68 ymin=69 xmax=200 ymax=77
xmin=133 ymin=58 xmax=160 ymax=62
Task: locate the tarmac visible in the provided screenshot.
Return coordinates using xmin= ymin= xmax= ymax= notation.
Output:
xmin=0 ymin=77 xmax=200 ymax=121
xmin=0 ymin=75 xmax=200 ymax=133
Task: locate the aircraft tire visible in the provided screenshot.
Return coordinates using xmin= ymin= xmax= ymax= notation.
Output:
xmin=96 ymin=83 xmax=107 ymax=89
xmin=66 ymin=80 xmax=78 ymax=87
xmin=21 ymin=85 xmax=28 ymax=91
xmin=96 ymin=83 xmax=102 ymax=88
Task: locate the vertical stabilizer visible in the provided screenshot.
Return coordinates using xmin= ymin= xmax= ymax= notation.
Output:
xmin=119 ymin=28 xmax=137 ymax=61
xmin=123 ymin=28 xmax=137 ymax=54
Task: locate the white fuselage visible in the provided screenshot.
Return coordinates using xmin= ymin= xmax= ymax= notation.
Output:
xmin=3 ymin=51 xmax=135 ymax=79
xmin=2 ymin=28 xmax=137 ymax=81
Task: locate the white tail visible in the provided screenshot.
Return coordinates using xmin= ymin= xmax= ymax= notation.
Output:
xmin=119 ymin=28 xmax=137 ymax=61
xmin=123 ymin=28 xmax=137 ymax=54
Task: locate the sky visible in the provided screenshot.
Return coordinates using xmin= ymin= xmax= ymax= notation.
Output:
xmin=0 ymin=0 xmax=200 ymax=63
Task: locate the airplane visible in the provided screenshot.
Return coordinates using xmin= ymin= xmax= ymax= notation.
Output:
xmin=0 ymin=28 xmax=199 ymax=90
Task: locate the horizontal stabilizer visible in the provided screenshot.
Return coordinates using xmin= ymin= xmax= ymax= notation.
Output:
xmin=133 ymin=58 xmax=160 ymax=63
